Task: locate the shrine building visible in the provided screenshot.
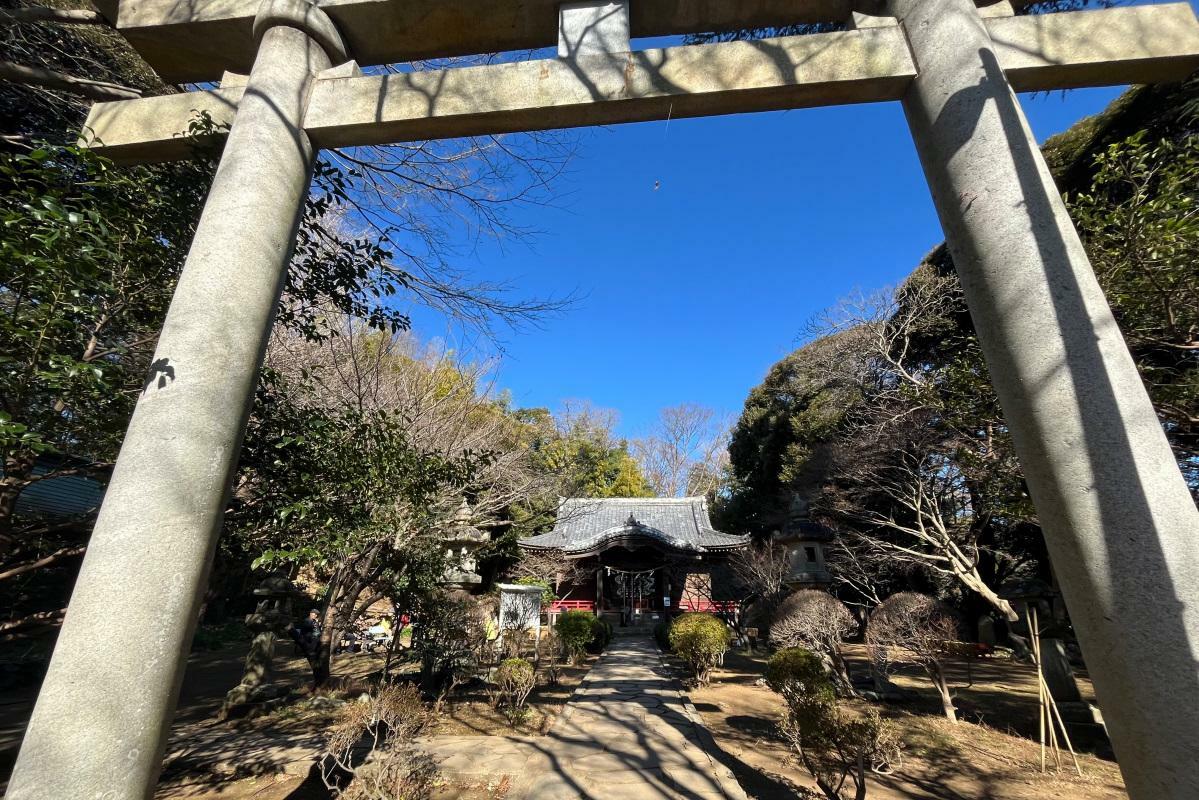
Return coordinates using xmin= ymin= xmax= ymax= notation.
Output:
xmin=518 ymin=497 xmax=750 ymax=624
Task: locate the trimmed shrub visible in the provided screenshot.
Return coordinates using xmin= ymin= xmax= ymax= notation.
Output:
xmin=766 ymin=648 xmax=899 ymax=800
xmin=868 ymin=593 xmax=961 ymax=722
xmin=766 ymin=647 xmax=836 ymax=706
xmin=668 ymin=612 xmax=730 ymax=685
xmin=555 ymin=611 xmax=595 ymax=663
xmin=321 ymin=684 xmax=438 ymax=799
xmin=588 ymin=616 xmax=613 ymax=653
xmin=772 ymin=590 xmax=856 ymax=695
xmin=538 ymin=631 xmax=565 ymax=685
xmin=492 ymin=657 xmax=536 ymax=725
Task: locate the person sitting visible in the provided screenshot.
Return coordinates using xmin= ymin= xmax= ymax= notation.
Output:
xmin=289 ymin=608 xmax=321 ymax=658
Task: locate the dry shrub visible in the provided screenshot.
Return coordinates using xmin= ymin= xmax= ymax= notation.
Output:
xmin=491 ymin=657 xmax=536 ymax=725
xmin=538 ymin=630 xmax=565 ymax=685
xmin=321 ymin=684 xmax=438 ymax=799
xmin=766 ymin=648 xmax=900 ymax=800
xmin=772 ymin=590 xmax=856 ymax=695
xmin=413 ymin=590 xmax=492 ymax=705
xmin=867 ymin=593 xmax=961 ymax=722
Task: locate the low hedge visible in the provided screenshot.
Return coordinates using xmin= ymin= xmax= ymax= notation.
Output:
xmin=555 ymin=610 xmax=595 ymax=661
xmin=667 ymin=612 xmax=730 ymax=685
xmin=588 ymin=616 xmax=613 ymax=652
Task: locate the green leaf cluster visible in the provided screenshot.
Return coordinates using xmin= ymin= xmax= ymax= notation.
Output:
xmin=667 ymin=612 xmax=730 ymax=684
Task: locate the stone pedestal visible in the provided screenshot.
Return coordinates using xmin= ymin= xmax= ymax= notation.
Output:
xmin=1039 ymin=637 xmax=1082 ymax=704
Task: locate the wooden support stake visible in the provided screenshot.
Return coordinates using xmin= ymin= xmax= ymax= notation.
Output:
xmin=1030 ymin=608 xmax=1084 ymax=777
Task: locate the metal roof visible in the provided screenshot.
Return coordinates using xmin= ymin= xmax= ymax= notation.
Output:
xmin=519 ymin=497 xmax=749 ymax=557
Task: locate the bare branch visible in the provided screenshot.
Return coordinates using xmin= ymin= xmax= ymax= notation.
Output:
xmin=0 ymin=60 xmax=143 ymax=101
xmin=0 ymin=7 xmax=107 ymax=26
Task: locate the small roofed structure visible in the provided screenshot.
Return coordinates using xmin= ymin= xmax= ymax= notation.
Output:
xmin=519 ymin=497 xmax=749 ymax=625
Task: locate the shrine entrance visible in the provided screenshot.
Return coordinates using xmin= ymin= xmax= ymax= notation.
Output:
xmin=522 ymin=497 xmax=746 ymax=626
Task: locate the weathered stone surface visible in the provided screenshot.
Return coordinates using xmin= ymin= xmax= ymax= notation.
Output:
xmin=889 ymin=0 xmax=1199 ymax=796
xmin=84 ymin=4 xmax=1199 ymax=163
xmin=558 ymin=1 xmax=629 ymax=59
xmin=115 ymin=0 xmax=867 ymax=82
xmin=6 ymin=10 xmax=341 ymax=800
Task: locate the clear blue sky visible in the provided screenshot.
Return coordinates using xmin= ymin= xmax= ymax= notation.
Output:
xmin=402 ymin=85 xmax=1128 ymax=439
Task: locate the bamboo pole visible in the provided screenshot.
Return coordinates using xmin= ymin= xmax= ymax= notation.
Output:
xmin=1030 ymin=607 xmax=1084 ymax=777
xmin=1029 ymin=608 xmax=1048 ymax=772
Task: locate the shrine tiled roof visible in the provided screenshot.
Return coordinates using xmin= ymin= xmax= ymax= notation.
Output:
xmin=518 ymin=497 xmax=749 ymax=556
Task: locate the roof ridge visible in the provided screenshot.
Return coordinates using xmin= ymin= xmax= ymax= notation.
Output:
xmin=563 ymin=496 xmax=699 ymax=503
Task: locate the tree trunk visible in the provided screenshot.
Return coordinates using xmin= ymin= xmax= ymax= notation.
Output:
xmin=311 ymin=579 xmax=344 ymax=687
xmin=804 ymin=749 xmax=841 ymax=800
xmin=960 ymin=568 xmax=1019 ymax=622
xmin=929 ymin=662 xmax=957 ymax=723
xmin=382 ymin=613 xmax=405 ymax=681
xmin=829 ymin=647 xmax=856 ymax=698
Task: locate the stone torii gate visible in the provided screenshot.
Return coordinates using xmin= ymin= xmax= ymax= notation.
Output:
xmin=8 ymin=0 xmax=1199 ymax=797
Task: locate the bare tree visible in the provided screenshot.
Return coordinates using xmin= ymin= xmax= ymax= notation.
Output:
xmin=867 ymin=593 xmax=961 ymax=722
xmin=823 ymin=537 xmax=888 ymax=612
xmin=829 ymin=432 xmax=1019 ymax=623
xmin=727 ymin=539 xmax=791 ymax=628
xmin=265 ymin=322 xmax=563 ymax=539
xmin=771 ymin=590 xmax=856 ymax=696
xmin=806 ymin=272 xmax=1027 ymax=624
xmin=4 ymin=4 xmax=575 ymax=338
xmin=633 ymin=403 xmax=731 ymax=497
xmin=508 ymin=548 xmax=587 ymax=602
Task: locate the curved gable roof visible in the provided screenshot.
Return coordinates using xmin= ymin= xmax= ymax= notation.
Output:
xmin=519 ymin=497 xmax=749 ymax=556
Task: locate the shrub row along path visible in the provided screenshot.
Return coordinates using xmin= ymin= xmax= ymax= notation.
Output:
xmin=426 ymin=636 xmax=749 ymax=799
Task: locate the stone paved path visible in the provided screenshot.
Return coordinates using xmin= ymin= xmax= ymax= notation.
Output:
xmin=425 ymin=637 xmax=748 ymax=799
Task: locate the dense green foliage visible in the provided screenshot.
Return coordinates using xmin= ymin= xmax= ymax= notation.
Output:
xmin=1067 ymin=132 xmax=1198 ymax=464
xmin=492 ymin=657 xmax=536 ymax=725
xmin=653 ymin=621 xmax=671 ymax=651
xmin=667 ymin=612 xmax=730 ymax=685
xmin=588 ymin=615 xmax=613 ymax=653
xmin=555 ymin=610 xmax=596 ymax=661
xmin=719 ymin=78 xmax=1199 ymax=633
xmin=0 ymin=140 xmax=420 ymax=635
xmin=765 ymin=648 xmax=834 ymax=704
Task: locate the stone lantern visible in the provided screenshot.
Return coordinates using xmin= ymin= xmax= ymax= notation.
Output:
xmin=221 ymin=572 xmax=302 ymax=717
xmin=773 ymin=495 xmax=833 ymax=588
xmin=441 ymin=499 xmax=488 ymax=589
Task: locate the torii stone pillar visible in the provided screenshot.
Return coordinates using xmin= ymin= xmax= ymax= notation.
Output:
xmin=5 ymin=1 xmax=346 ymax=798
xmin=886 ymin=0 xmax=1199 ymax=796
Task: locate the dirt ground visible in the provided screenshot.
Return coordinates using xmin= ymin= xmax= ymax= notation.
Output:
xmin=689 ymin=645 xmax=1128 ymax=800
xmin=0 ymin=632 xmax=588 ymax=800
xmin=432 ymin=656 xmax=595 ymax=737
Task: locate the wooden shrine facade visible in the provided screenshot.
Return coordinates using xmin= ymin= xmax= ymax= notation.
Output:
xmin=519 ymin=497 xmax=748 ymax=624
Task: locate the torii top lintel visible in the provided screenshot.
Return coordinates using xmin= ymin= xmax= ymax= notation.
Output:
xmin=84 ymin=1 xmax=1199 ymax=163
xmin=109 ymin=0 xmax=1025 ymax=84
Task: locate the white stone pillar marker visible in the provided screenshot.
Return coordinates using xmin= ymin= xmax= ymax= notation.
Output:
xmin=885 ymin=0 xmax=1199 ymax=796
xmin=6 ymin=1 xmax=346 ymax=798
